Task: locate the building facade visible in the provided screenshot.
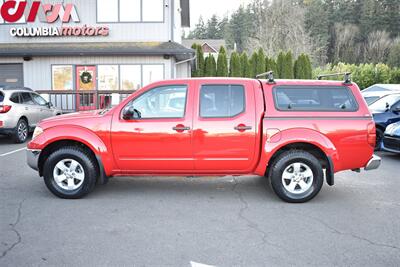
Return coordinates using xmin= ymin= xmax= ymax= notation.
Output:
xmin=0 ymin=0 xmax=193 ymax=111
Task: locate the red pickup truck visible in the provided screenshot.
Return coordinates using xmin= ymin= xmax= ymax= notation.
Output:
xmin=27 ymin=77 xmax=381 ymax=202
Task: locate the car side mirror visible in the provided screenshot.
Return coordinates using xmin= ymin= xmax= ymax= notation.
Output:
xmin=46 ymin=102 xmax=52 ymax=108
xmin=123 ymin=106 xmax=141 ymax=120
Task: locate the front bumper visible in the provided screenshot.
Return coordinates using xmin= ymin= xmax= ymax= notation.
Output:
xmin=0 ymin=127 xmax=15 ymax=135
xmin=382 ymin=135 xmax=400 ymax=154
xmin=27 ymin=149 xmax=41 ymax=171
xmin=364 ymin=154 xmax=381 ymax=171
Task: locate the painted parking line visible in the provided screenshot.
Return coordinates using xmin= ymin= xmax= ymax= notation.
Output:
xmin=0 ymin=147 xmax=26 ymax=157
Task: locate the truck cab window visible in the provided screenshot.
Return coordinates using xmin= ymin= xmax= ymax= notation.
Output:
xmin=200 ymin=85 xmax=245 ymax=118
xmin=128 ymin=85 xmax=187 ymax=119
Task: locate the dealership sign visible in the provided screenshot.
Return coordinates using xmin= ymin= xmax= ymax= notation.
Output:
xmin=1 ymin=1 xmax=109 ymax=37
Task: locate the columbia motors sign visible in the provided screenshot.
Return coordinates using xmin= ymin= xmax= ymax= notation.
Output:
xmin=1 ymin=1 xmax=109 ymax=37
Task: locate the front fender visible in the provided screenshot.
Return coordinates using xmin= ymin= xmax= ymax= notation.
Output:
xmin=28 ymin=125 xmax=114 ymax=176
xmin=254 ymin=128 xmax=340 ymax=175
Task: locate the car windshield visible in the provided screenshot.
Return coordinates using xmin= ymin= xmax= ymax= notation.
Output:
xmin=369 ymin=94 xmax=400 ymax=112
xmin=364 ymin=96 xmax=380 ymax=105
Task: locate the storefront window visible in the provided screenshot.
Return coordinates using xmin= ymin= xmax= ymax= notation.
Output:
xmin=97 ymin=0 xmax=118 ymax=22
xmin=142 ymin=0 xmax=164 ymax=22
xmin=143 ymin=65 xmax=164 ymax=86
xmin=120 ymin=0 xmax=141 ymax=22
xmin=52 ymin=65 xmax=73 ymax=90
xmin=98 ymin=65 xmax=119 ymax=91
xmin=120 ymin=65 xmax=141 ymax=90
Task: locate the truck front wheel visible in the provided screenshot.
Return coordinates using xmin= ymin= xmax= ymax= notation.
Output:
xmin=43 ymin=147 xmax=98 ymax=199
xmin=268 ymin=150 xmax=324 ymax=203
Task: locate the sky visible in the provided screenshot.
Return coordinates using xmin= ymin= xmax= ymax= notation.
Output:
xmin=189 ymin=0 xmax=252 ymax=29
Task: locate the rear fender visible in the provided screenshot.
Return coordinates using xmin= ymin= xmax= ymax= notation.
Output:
xmin=254 ymin=128 xmax=340 ymax=175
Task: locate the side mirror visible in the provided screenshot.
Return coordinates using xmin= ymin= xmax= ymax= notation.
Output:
xmin=123 ymin=106 xmax=141 ymax=120
xmin=46 ymin=102 xmax=52 ymax=108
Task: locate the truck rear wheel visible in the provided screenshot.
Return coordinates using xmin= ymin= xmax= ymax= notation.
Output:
xmin=268 ymin=150 xmax=323 ymax=203
xmin=43 ymin=147 xmax=97 ymax=199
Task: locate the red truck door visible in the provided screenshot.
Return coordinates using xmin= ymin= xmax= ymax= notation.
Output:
xmin=111 ymin=81 xmax=194 ymax=172
xmin=192 ymin=80 xmax=257 ymax=172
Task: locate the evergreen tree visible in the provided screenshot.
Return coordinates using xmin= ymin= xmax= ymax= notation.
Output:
xmin=255 ymin=48 xmax=266 ymax=77
xmin=265 ymin=56 xmax=278 ymax=78
xmin=249 ymin=51 xmax=258 ymax=78
xmin=191 ymin=44 xmax=198 ymax=77
xmin=284 ymin=51 xmax=294 ymax=79
xmin=196 ymin=44 xmax=205 ymax=77
xmin=229 ymin=52 xmax=241 ymax=77
xmin=240 ymin=52 xmax=251 ymax=78
xmin=204 ymin=55 xmax=217 ymax=77
xmin=276 ymin=51 xmax=286 ymax=78
xmin=304 ymin=54 xmax=313 ymax=79
xmin=216 ymin=47 xmax=228 ymax=77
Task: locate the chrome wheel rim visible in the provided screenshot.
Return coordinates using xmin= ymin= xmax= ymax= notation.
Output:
xmin=282 ymin=162 xmax=314 ymax=194
xmin=18 ymin=122 xmax=28 ymax=141
xmin=53 ymin=159 xmax=85 ymax=191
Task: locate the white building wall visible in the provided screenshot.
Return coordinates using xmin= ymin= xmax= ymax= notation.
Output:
xmin=0 ymin=0 xmax=176 ymax=43
xmin=18 ymin=56 xmax=172 ymax=90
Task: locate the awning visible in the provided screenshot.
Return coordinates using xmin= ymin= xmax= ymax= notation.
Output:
xmin=0 ymin=42 xmax=195 ymax=61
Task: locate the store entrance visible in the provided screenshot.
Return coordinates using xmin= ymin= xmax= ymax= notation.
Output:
xmin=76 ymin=66 xmax=97 ymax=111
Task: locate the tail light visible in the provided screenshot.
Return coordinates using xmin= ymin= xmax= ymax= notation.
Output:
xmin=0 ymin=105 xmax=12 ymax=113
xmin=367 ymin=122 xmax=376 ymax=147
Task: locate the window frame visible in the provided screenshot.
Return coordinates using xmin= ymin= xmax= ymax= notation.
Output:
xmin=20 ymin=92 xmax=35 ymax=105
xmin=30 ymin=93 xmax=48 ymax=106
xmin=199 ymin=84 xmax=246 ymax=119
xmin=272 ymin=85 xmax=359 ymax=112
xmin=96 ymin=0 xmax=165 ymax=23
xmin=9 ymin=93 xmax=21 ymax=104
xmin=51 ymin=65 xmax=74 ymax=91
xmin=122 ymin=84 xmax=189 ymax=120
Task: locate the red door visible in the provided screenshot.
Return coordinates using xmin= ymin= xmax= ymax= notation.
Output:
xmin=111 ymin=81 xmax=194 ymax=173
xmin=192 ymin=80 xmax=257 ymax=173
xmin=76 ymin=66 xmax=97 ymax=111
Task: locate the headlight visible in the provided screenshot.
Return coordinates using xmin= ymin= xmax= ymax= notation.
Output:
xmin=32 ymin=127 xmax=43 ymax=140
xmin=385 ymin=124 xmax=395 ymax=135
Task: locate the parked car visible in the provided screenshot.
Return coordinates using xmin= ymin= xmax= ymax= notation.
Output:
xmin=382 ymin=121 xmax=400 ymax=154
xmin=362 ymin=91 xmax=391 ymax=105
xmin=362 ymin=84 xmax=400 ymax=93
xmin=0 ymin=87 xmax=62 ymax=143
xmin=369 ymin=93 xmax=400 ymax=149
xmin=27 ymin=77 xmax=380 ymax=203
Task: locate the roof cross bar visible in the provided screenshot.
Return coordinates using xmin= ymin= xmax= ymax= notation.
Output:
xmin=317 ymin=72 xmax=352 ymax=84
xmin=256 ymin=71 xmax=275 ymax=83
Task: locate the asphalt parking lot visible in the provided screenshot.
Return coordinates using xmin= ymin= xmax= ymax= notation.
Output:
xmin=0 ymin=135 xmax=399 ymax=267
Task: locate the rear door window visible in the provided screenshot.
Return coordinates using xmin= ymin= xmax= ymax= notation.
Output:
xmin=200 ymin=85 xmax=245 ymax=118
xmin=20 ymin=92 xmax=35 ymax=105
xmin=273 ymin=86 xmax=358 ymax=111
xmin=9 ymin=93 xmax=21 ymax=104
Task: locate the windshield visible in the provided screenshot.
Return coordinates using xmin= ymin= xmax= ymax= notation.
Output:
xmin=365 ymin=96 xmax=381 ymax=105
xmin=369 ymin=94 xmax=400 ymax=112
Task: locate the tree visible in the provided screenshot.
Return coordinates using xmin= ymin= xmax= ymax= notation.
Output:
xmin=191 ymin=44 xmax=198 ymax=77
xmin=196 ymin=44 xmax=205 ymax=77
xmin=240 ymin=52 xmax=251 ymax=78
xmin=225 ymin=6 xmax=253 ymax=52
xmin=294 ymin=54 xmax=312 ymax=79
xmin=255 ymin=48 xmax=266 ymax=76
xmin=187 ymin=16 xmax=207 ymax=39
xmin=216 ymin=47 xmax=228 ymax=77
xmin=265 ymin=56 xmax=278 ymax=78
xmin=276 ymin=51 xmax=286 ymax=78
xmin=204 ymin=55 xmax=217 ymax=77
xmin=364 ymin=31 xmax=392 ymax=63
xmin=230 ymin=52 xmax=241 ymax=77
xmin=284 ymin=51 xmax=294 ymax=79
xmin=388 ymin=39 xmax=400 ymax=68
xmin=249 ymin=51 xmax=258 ymax=78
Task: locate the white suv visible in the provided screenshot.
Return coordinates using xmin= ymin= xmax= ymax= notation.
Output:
xmin=0 ymin=87 xmax=62 ymax=143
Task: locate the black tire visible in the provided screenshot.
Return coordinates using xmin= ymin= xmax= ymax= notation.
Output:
xmin=13 ymin=118 xmax=29 ymax=143
xmin=43 ymin=147 xmax=98 ymax=199
xmin=375 ymin=128 xmax=383 ymax=151
xmin=268 ymin=150 xmax=324 ymax=203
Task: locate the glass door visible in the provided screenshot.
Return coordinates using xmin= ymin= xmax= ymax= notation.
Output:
xmin=76 ymin=66 xmax=97 ymax=111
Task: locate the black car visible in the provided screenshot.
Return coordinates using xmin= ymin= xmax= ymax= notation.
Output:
xmin=382 ymin=122 xmax=400 ymax=154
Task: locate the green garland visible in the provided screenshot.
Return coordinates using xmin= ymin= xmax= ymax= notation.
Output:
xmin=80 ymin=71 xmax=93 ymax=84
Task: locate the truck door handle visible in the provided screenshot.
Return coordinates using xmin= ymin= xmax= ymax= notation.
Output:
xmin=234 ymin=124 xmax=252 ymax=132
xmin=173 ymin=124 xmax=190 ymax=132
